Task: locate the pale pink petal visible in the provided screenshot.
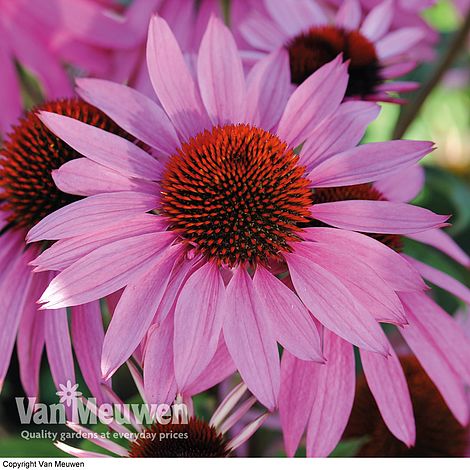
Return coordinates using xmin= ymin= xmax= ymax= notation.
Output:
xmin=307 ymin=242 xmax=407 ymax=325
xmin=246 ymin=49 xmax=291 ymax=131
xmin=306 ymin=331 xmax=355 ymax=457
xmin=223 ymin=269 xmax=280 ymax=410
xmin=253 ymin=267 xmax=323 ymax=362
xmin=39 ymin=112 xmax=161 ymax=180
xmin=382 ymin=62 xmax=418 ymax=79
xmin=408 ymin=229 xmax=470 ymax=267
xmin=336 ymin=0 xmax=362 ymax=30
xmin=71 ymin=302 xmax=106 ymax=404
xmin=174 ymin=262 xmax=226 ymax=390
xmin=39 ymin=232 xmax=175 ymax=309
xmin=227 ymin=413 xmax=269 ymax=451
xmin=374 ymin=165 xmax=425 ymax=202
xmin=311 ymin=200 xmax=449 ymax=234
xmin=27 ymin=192 xmax=157 ymax=242
xmin=299 ymin=101 xmax=380 ymax=171
xmin=52 ymin=159 xmax=158 ymax=197
xmin=197 ymin=17 xmax=246 ymax=125
xmin=279 ymin=351 xmax=319 ymax=457
xmin=360 ymin=0 xmax=394 ymax=41
xmin=32 ymin=215 xmax=165 ymax=273
xmin=399 ymin=292 xmax=470 ymax=425
xmin=303 ymin=227 xmax=426 ymax=292
xmin=376 ymin=28 xmax=426 ymax=60
xmin=277 ymin=57 xmax=348 ymax=148
xmin=76 ymin=78 xmax=180 ymax=156
xmin=239 ymin=11 xmax=285 ymax=51
xmin=264 ymin=0 xmax=328 ymax=35
xmin=55 ymin=442 xmax=108 ymax=458
xmin=360 ymin=347 xmax=415 ymax=446
xmin=210 ymin=382 xmax=248 ymax=428
xmin=143 ymin=316 xmax=177 ymax=406
xmin=101 ymin=246 xmax=182 ymax=380
xmin=286 ymin=245 xmax=389 ymax=354
xmin=405 ymin=256 xmax=470 ymax=304
xmin=147 ymin=16 xmax=211 ymax=141
xmin=308 ymin=141 xmax=433 ymax=187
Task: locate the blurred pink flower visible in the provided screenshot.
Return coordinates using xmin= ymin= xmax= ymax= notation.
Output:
xmin=240 ymin=0 xmax=433 ymax=102
xmin=29 ymin=17 xmax=449 ymax=423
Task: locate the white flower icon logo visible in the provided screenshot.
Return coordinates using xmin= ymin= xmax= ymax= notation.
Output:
xmin=56 ymin=380 xmax=82 ymax=407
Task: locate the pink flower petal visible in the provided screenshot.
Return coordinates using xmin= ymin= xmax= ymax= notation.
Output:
xmin=76 ymin=78 xmax=180 ymax=156
xmin=308 ymin=140 xmax=433 ymax=188
xmin=197 ymin=17 xmax=246 ymax=125
xmin=286 ymin=245 xmax=389 ymax=354
xmin=374 ymin=164 xmax=425 ymax=203
xmin=311 ymin=200 xmax=449 ymax=234
xmin=223 ymin=269 xmax=280 ymax=410
xmin=246 ymin=49 xmax=291 ymax=131
xmin=143 ymin=316 xmax=177 ymax=406
xmin=39 ymin=232 xmax=175 ymax=309
xmin=101 ymin=245 xmax=181 ymax=380
xmin=303 ymin=227 xmax=426 ymax=292
xmin=399 ymin=292 xmax=470 ymax=425
xmin=0 ymin=42 xmax=22 ymax=133
xmin=146 ymin=16 xmax=211 ymax=141
xmin=174 ymin=262 xmax=226 ymax=390
xmin=253 ymin=266 xmax=323 ymax=362
xmin=52 ymin=159 xmax=158 ymax=197
xmin=376 ymin=28 xmax=426 ymax=60
xmin=306 ymin=331 xmax=355 ymax=457
xmin=300 ymin=101 xmax=380 ymax=171
xmin=360 ymin=347 xmax=415 ymax=446
xmin=336 ymin=0 xmax=362 ymax=30
xmin=39 ymin=112 xmax=161 ymax=180
xmin=279 ymin=351 xmax=319 ymax=456
xmin=277 ymin=56 xmax=348 ymax=148
xmin=27 ymin=191 xmax=157 ymax=243
xmin=360 ymin=0 xmax=394 ymax=41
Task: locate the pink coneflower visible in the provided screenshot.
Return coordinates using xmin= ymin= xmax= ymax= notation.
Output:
xmin=240 ymin=0 xmax=428 ymax=102
xmin=344 ymin=355 xmax=469 ymax=457
xmin=0 ymin=98 xmax=140 ymax=401
xmin=28 ymin=16 xmax=449 ymax=415
xmin=0 ymin=0 xmax=139 ymax=134
xmin=278 ymin=180 xmax=470 ymax=457
xmin=56 ymin=373 xmax=267 ymax=458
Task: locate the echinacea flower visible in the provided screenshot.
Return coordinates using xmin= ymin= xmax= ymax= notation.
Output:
xmin=240 ymin=0 xmax=427 ymax=102
xmin=29 ymin=16 xmax=449 ymax=415
xmin=0 ymin=0 xmax=138 ymax=135
xmin=0 ymin=98 xmax=139 ymax=401
xmin=55 ymin=370 xmax=267 ymax=458
xmin=344 ymin=354 xmax=469 ymax=457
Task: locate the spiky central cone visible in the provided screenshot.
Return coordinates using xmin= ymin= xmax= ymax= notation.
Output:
xmin=160 ymin=124 xmax=312 ymax=267
xmin=128 ymin=418 xmax=230 ymax=458
xmin=345 ymin=355 xmax=469 ymax=457
xmin=287 ymin=25 xmax=382 ymax=97
xmin=0 ymin=99 xmax=131 ymax=231
xmin=312 ymin=184 xmax=403 ymax=251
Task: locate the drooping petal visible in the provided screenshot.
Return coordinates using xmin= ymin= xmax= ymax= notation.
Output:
xmin=303 ymin=227 xmax=426 ymax=292
xmin=39 ymin=112 xmax=162 ymax=180
xmin=174 ymin=262 xmax=226 ymax=390
xmin=39 ymin=232 xmax=175 ymax=309
xmin=253 ymin=266 xmax=323 ymax=362
xmin=376 ymin=28 xmax=426 ymax=60
xmin=360 ymin=347 xmax=415 ymax=446
xmin=101 ymin=245 xmax=181 ymax=380
xmin=279 ymin=351 xmax=319 ymax=457
xmin=308 ymin=141 xmax=433 ymax=188
xmin=277 ymin=56 xmax=348 ymax=148
xmin=223 ymin=269 xmax=280 ymax=410
xmin=306 ymin=331 xmax=355 ymax=457
xmin=311 ymin=200 xmax=449 ymax=234
xmin=76 ymin=78 xmax=180 ymax=156
xmin=286 ymin=245 xmax=389 ymax=354
xmin=197 ymin=17 xmax=246 ymax=125
xmin=146 ymin=16 xmax=211 ymax=141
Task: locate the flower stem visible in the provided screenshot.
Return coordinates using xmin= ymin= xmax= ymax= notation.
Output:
xmin=392 ymin=11 xmax=470 ymax=139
